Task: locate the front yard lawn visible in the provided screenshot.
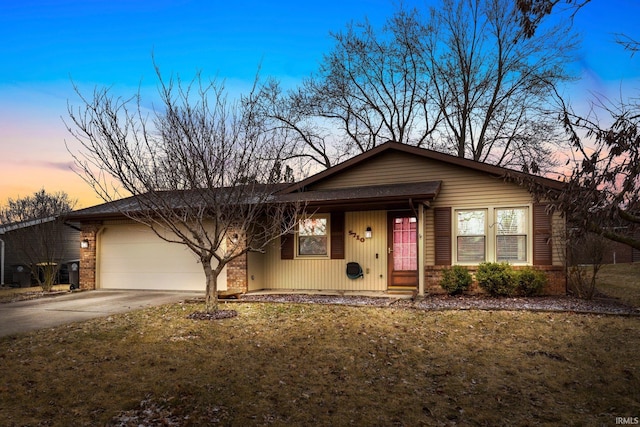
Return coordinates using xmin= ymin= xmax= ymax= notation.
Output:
xmin=597 ymin=263 xmax=640 ymax=308
xmin=0 ymin=301 xmax=638 ymax=426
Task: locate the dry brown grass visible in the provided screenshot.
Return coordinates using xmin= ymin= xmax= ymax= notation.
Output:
xmin=0 ymin=301 xmax=638 ymax=426
xmin=0 ymin=285 xmax=71 ymax=303
xmin=597 ymin=263 xmax=640 ymax=308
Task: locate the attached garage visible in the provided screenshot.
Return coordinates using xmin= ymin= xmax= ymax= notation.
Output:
xmin=98 ymin=222 xmax=225 ymax=291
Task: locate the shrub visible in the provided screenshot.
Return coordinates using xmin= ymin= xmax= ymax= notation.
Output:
xmin=514 ymin=267 xmax=547 ymax=296
xmin=476 ymin=262 xmax=516 ymax=296
xmin=440 ymin=265 xmax=472 ymax=295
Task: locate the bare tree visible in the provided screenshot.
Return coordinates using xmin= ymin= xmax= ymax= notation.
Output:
xmin=424 ymin=0 xmax=575 ymax=172
xmin=516 ymin=0 xmax=640 ymax=260
xmin=0 ymin=190 xmax=76 ymax=291
xmin=66 ymin=69 xmax=300 ymax=313
xmin=256 ymin=7 xmax=442 ymax=168
xmin=566 ymin=231 xmax=612 ymax=299
xmin=253 ymin=78 xmax=341 ymax=170
xmin=258 ymin=1 xmax=574 ymax=172
xmin=538 ymin=96 xmax=640 ymax=251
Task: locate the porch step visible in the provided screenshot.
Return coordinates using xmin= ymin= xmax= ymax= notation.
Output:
xmin=387 ymin=287 xmax=417 ymax=296
xmin=218 ymin=291 xmax=242 ymax=299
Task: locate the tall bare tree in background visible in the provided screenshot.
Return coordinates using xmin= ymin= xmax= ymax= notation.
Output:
xmin=0 ymin=190 xmax=76 ymax=291
xmin=254 ymin=7 xmax=439 ymax=170
xmin=516 ymin=0 xmax=640 ymax=251
xmin=257 ymin=0 xmax=575 ymax=172
xmin=67 ymin=69 xmax=300 ymax=313
xmin=424 ymin=0 xmax=574 ymax=172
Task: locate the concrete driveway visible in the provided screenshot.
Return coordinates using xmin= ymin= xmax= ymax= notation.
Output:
xmin=0 ymin=290 xmax=203 ymax=337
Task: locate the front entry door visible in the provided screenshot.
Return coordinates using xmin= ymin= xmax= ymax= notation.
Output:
xmin=387 ymin=212 xmax=418 ymax=289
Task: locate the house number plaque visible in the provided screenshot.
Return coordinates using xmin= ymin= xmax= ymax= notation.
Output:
xmin=348 ymin=230 xmax=366 ymax=243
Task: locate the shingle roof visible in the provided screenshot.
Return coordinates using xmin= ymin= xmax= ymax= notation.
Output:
xmin=65 ymin=184 xmax=291 ymax=221
xmin=66 ymin=142 xmax=563 ymax=221
xmin=278 ymin=181 xmax=441 ymax=207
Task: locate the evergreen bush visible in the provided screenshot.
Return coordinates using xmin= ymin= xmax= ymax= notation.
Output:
xmin=514 ymin=267 xmax=547 ymax=296
xmin=440 ymin=265 xmax=472 ymax=295
xmin=476 ymin=262 xmax=516 ymax=296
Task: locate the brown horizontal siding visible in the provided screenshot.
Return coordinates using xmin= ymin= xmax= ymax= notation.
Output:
xmin=311 ymin=151 xmax=532 ymax=206
xmin=310 ymin=151 xmax=436 ymax=189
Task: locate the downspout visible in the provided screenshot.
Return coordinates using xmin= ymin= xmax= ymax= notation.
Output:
xmin=94 ymin=226 xmax=105 ymax=289
xmin=0 ymin=237 xmax=4 ymax=285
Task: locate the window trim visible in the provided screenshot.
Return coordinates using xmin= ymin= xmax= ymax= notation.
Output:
xmin=452 ymin=205 xmax=532 ymax=265
xmin=295 ymin=214 xmax=331 ymax=259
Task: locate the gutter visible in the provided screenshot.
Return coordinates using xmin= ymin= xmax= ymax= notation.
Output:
xmin=64 ymin=221 xmax=82 ymax=232
xmin=0 ymin=235 xmax=4 ymax=286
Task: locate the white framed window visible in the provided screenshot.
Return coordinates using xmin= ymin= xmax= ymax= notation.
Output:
xmin=297 ymin=214 xmax=330 ymax=257
xmin=496 ymin=208 xmax=528 ymax=262
xmin=456 ymin=209 xmax=486 ymax=263
xmin=453 ymin=206 xmax=531 ymax=265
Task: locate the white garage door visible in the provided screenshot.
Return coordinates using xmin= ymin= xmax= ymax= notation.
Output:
xmin=98 ymin=223 xmax=226 ymax=291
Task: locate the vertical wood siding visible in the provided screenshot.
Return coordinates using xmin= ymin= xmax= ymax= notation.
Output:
xmin=247 ymin=251 xmax=265 ymax=291
xmin=264 ymin=211 xmax=388 ymax=291
xmin=1 ymin=224 xmax=80 ymax=285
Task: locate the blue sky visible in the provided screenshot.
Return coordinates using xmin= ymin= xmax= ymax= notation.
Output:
xmin=1 ymin=0 xmax=639 ymax=207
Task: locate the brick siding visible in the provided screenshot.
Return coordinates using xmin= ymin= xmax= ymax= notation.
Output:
xmin=226 ymin=253 xmax=248 ymax=294
xmin=225 ymin=232 xmax=248 ymax=294
xmin=79 ymin=222 xmax=101 ymax=290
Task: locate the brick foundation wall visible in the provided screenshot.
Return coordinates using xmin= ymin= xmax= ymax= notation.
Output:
xmin=533 ymin=265 xmax=567 ymax=295
xmin=79 ymin=222 xmax=102 ymax=290
xmin=424 ymin=265 xmax=567 ymax=296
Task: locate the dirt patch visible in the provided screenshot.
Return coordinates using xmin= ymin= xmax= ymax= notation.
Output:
xmin=186 ymin=309 xmax=238 ymax=320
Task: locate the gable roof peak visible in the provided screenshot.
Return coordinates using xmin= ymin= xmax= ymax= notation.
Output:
xmin=282 ymin=141 xmax=563 ymax=193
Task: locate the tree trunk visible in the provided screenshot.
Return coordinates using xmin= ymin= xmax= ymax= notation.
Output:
xmin=202 ymin=258 xmax=221 ymax=313
xmin=41 ymin=264 xmax=57 ymax=292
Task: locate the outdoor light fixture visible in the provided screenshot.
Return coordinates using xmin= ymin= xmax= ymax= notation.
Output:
xmin=231 ymin=233 xmax=239 ymax=244
xmin=365 ymin=226 xmax=372 ymax=239
xmin=80 ymin=239 xmax=89 ymax=249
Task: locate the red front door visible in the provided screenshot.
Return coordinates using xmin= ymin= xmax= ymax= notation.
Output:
xmin=387 ymin=212 xmax=418 ymax=288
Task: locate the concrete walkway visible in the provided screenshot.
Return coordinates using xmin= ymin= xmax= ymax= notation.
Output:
xmin=0 ymin=290 xmax=203 ymax=337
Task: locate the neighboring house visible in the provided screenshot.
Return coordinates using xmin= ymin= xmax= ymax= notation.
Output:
xmin=0 ymin=217 xmax=80 ymax=287
xmin=66 ymin=142 xmax=567 ymax=295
